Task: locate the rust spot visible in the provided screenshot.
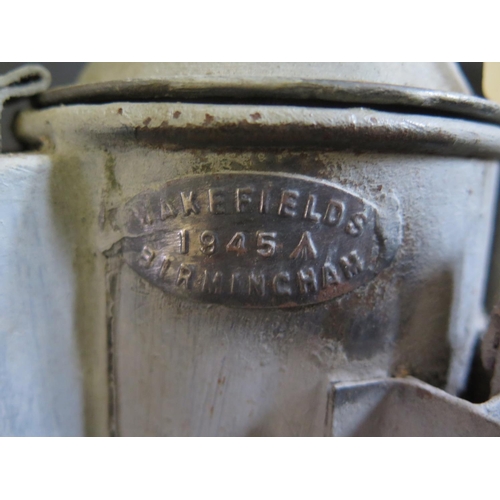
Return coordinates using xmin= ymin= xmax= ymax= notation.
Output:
xmin=209 ymin=406 xmax=214 ymax=417
xmin=416 ymin=387 xmax=432 ymax=400
xmin=173 ymin=110 xmax=181 ymax=119
xmin=143 ymin=117 xmax=152 ymax=126
xmin=133 ymin=116 xmax=457 ymax=154
xmin=394 ymin=365 xmax=410 ymax=378
xmin=117 ymin=107 xmax=123 ymax=115
xmin=217 ymin=376 xmax=226 ymax=385
xmin=250 ymin=112 xmax=262 ymax=121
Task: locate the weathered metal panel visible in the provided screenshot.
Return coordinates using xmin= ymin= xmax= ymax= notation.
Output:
xmin=11 ymin=64 xmax=500 ymax=436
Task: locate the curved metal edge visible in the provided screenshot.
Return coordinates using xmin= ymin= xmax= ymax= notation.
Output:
xmin=16 ymin=102 xmax=500 ymax=159
xmin=37 ymin=77 xmax=500 ymax=126
xmin=0 ymin=65 xmax=51 ymax=152
xmin=328 ymin=377 xmax=500 ymax=436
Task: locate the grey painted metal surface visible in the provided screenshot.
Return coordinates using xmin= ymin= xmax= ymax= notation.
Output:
xmin=329 ymin=377 xmax=500 ymax=436
xmin=3 ymin=62 xmax=500 ymax=436
xmin=16 ymin=106 xmax=499 ymax=435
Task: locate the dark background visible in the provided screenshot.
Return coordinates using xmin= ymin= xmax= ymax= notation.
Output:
xmin=0 ymin=62 xmax=485 ymax=153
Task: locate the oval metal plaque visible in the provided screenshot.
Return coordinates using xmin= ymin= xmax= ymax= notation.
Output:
xmin=119 ymin=172 xmax=397 ymax=308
